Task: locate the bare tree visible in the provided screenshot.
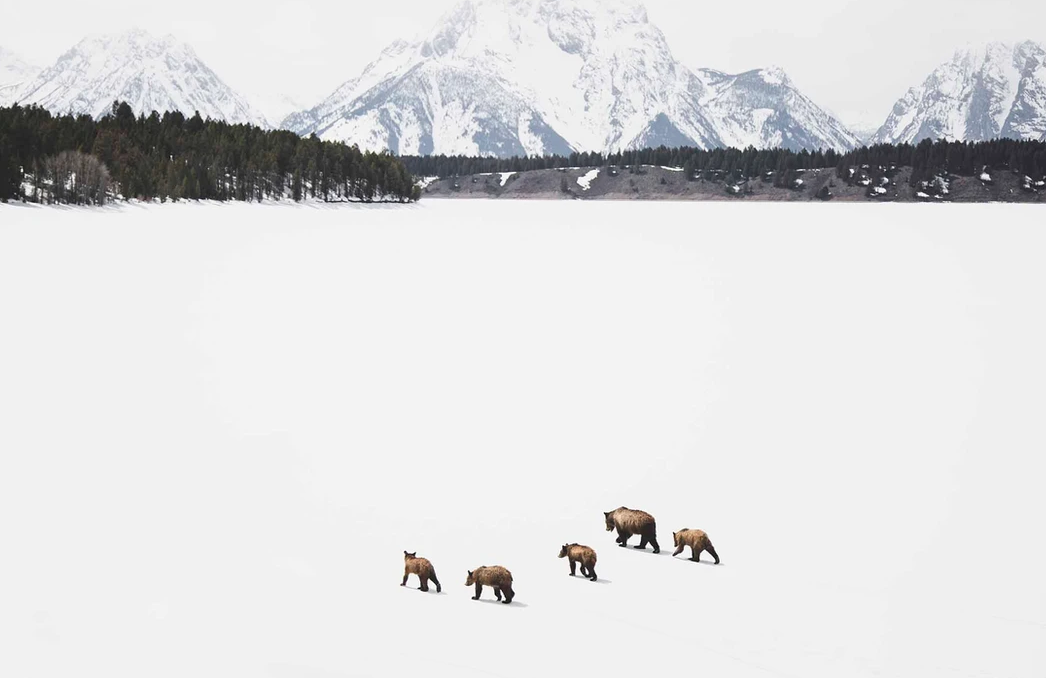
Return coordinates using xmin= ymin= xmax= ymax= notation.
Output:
xmin=40 ymin=151 xmax=111 ymax=205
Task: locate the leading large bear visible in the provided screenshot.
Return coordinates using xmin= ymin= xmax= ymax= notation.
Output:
xmin=604 ymin=507 xmax=660 ymax=553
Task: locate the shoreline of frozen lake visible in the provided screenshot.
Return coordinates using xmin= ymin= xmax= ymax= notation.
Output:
xmin=2 ymin=200 xmax=1043 ymax=678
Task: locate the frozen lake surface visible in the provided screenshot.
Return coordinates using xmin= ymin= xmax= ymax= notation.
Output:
xmin=2 ymin=200 xmax=1044 ymax=678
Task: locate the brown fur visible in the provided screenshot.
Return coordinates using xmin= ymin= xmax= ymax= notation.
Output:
xmin=558 ymin=543 xmax=598 ymax=581
xmin=465 ymin=566 xmax=515 ymax=604
xmin=401 ymin=551 xmax=441 ymax=592
xmin=672 ymin=529 xmax=720 ymax=564
xmin=604 ymin=507 xmax=660 ymax=553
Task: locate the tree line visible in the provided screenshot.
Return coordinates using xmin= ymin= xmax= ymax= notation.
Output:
xmin=0 ymin=102 xmax=421 ymax=204
xmin=402 ymin=138 xmax=1046 ymax=187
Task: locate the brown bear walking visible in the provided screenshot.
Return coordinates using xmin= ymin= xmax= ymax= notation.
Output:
xmin=672 ymin=529 xmax=720 ymax=564
xmin=401 ymin=551 xmax=442 ymax=592
xmin=604 ymin=507 xmax=660 ymax=553
xmin=465 ymin=566 xmax=515 ymax=604
xmin=558 ymin=543 xmax=598 ymax=581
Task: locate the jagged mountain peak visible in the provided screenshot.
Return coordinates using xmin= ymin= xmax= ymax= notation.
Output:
xmin=285 ymin=0 xmax=856 ymax=156
xmin=873 ymin=40 xmax=1046 ymax=144
xmin=693 ymin=65 xmax=860 ymax=151
xmin=16 ymin=28 xmax=269 ymax=128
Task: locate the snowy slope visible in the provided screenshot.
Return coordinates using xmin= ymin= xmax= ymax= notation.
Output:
xmin=1 ymin=200 xmax=1044 ymax=678
xmin=874 ymin=41 xmax=1046 ymax=144
xmin=16 ymin=29 xmax=269 ymax=127
xmin=248 ymin=92 xmax=307 ymax=131
xmin=0 ymin=46 xmax=39 ymax=106
xmin=286 ymin=0 xmax=855 ymax=155
xmin=695 ymin=66 xmax=862 ymax=151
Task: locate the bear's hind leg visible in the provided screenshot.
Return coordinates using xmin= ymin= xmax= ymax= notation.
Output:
xmin=706 ymin=543 xmax=720 ymax=565
xmin=494 ymin=587 xmax=502 ymax=601
xmin=503 ymin=585 xmax=514 ymax=604
xmin=635 ymin=534 xmax=649 ymax=550
xmin=430 ymin=574 xmax=441 ymax=593
xmin=648 ymin=533 xmax=660 ymax=554
xmin=588 ymin=566 xmax=597 ymax=581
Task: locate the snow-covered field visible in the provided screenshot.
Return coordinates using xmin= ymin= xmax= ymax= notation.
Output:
xmin=1 ymin=200 xmax=1044 ymax=678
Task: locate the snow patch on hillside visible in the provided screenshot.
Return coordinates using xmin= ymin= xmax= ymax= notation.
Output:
xmin=577 ymin=168 xmax=599 ymax=190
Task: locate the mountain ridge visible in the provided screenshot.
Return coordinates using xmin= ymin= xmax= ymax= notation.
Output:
xmin=281 ymin=0 xmax=859 ymax=156
xmin=873 ymin=41 xmax=1046 ymax=145
xmin=14 ymin=29 xmax=268 ymax=128
xmin=0 ymin=46 xmax=39 ymax=106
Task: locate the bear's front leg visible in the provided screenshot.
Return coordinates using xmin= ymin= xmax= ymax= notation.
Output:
xmin=472 ymin=583 xmax=483 ymax=600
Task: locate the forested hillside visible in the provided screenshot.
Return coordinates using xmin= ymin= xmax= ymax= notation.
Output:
xmin=0 ymin=102 xmax=420 ymax=204
xmin=403 ymin=139 xmax=1046 ymax=190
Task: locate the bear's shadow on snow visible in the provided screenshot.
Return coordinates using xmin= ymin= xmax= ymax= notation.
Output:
xmin=669 ymin=556 xmax=723 ymax=567
xmin=627 ymin=548 xmax=723 ymax=566
xmin=475 ymin=599 xmax=530 ymax=609
xmin=568 ymin=575 xmax=613 ymax=585
xmin=620 ymin=546 xmax=671 ymax=557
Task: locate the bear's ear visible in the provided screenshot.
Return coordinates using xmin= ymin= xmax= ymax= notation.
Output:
xmin=403 ymin=550 xmax=408 ymax=555
xmin=408 ymin=552 xmax=416 ymax=557
xmin=604 ymin=511 xmax=610 ymax=517
xmin=467 ymin=570 xmax=473 ymax=576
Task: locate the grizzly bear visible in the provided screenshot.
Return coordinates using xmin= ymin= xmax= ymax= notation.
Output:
xmin=401 ymin=551 xmax=441 ymax=592
xmin=558 ymin=543 xmax=598 ymax=581
xmin=672 ymin=529 xmax=720 ymax=564
xmin=465 ymin=566 xmax=514 ymax=604
xmin=604 ymin=507 xmax=660 ymax=553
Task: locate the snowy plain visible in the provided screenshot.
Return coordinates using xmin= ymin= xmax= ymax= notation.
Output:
xmin=1 ymin=200 xmax=1044 ymax=678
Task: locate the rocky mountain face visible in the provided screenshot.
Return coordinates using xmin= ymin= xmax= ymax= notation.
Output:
xmin=873 ymin=41 xmax=1046 ymax=144
xmin=694 ymin=67 xmax=861 ymax=151
xmin=0 ymin=46 xmax=39 ymax=106
xmin=15 ymin=29 xmax=268 ymax=127
xmin=13 ymin=17 xmax=1044 ymax=157
xmin=283 ymin=0 xmax=858 ymax=156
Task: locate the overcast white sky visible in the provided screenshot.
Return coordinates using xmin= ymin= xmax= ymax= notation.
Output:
xmin=1 ymin=0 xmax=1043 ymax=127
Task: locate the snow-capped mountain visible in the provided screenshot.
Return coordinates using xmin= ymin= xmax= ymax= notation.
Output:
xmin=16 ymin=29 xmax=269 ymax=127
xmin=694 ymin=67 xmax=861 ymax=151
xmin=0 ymin=46 xmax=39 ymax=106
xmin=284 ymin=0 xmax=857 ymax=156
xmin=873 ymin=41 xmax=1046 ymax=144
